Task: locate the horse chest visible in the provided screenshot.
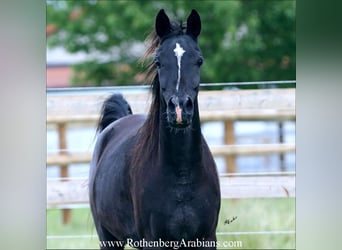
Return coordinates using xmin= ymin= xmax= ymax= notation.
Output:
xmin=156 ymin=177 xmax=199 ymax=230
xmin=162 ymin=167 xmax=198 ymax=205
xmin=166 ymin=184 xmax=205 ymax=240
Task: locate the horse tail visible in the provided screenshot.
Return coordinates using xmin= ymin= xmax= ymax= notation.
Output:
xmin=96 ymin=93 xmax=133 ymax=133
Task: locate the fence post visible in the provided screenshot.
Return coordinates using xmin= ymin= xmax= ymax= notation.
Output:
xmin=278 ymin=121 xmax=286 ymax=171
xmin=224 ymin=120 xmax=236 ymax=173
xmin=57 ymin=123 xmax=71 ymax=224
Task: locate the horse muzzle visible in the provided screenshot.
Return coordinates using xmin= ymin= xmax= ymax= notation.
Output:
xmin=167 ymin=95 xmax=194 ymax=128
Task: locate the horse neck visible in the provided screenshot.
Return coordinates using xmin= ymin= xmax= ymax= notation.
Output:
xmin=159 ymin=97 xmax=203 ymax=171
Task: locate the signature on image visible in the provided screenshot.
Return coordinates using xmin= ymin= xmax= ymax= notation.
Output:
xmin=224 ymin=216 xmax=238 ymax=225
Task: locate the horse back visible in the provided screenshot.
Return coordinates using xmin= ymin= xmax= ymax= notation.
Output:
xmin=91 ymin=114 xmax=145 ymax=167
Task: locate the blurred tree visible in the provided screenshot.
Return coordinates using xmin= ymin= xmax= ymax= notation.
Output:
xmin=47 ymin=0 xmax=295 ymax=87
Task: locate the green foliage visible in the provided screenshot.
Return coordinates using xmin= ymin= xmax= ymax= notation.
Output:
xmin=47 ymin=0 xmax=295 ymax=87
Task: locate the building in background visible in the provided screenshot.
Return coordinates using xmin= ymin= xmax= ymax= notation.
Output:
xmin=46 ymin=47 xmax=88 ymax=88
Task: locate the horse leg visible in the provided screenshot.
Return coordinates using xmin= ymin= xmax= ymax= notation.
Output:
xmin=96 ymin=224 xmax=125 ymax=250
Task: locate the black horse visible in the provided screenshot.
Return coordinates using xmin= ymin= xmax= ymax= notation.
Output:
xmin=89 ymin=9 xmax=220 ymax=249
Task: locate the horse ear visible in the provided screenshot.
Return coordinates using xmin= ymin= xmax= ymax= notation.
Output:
xmin=155 ymin=9 xmax=171 ymax=38
xmin=186 ymin=9 xmax=201 ymax=39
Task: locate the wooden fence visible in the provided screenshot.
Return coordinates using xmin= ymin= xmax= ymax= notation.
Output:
xmin=47 ymin=88 xmax=295 ymax=167
xmin=47 ymin=87 xmax=295 ymax=223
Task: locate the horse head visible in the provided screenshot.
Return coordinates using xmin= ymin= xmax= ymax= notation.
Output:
xmin=154 ymin=9 xmax=203 ymax=129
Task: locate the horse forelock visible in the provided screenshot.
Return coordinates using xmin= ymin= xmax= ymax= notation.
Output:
xmin=142 ymin=21 xmax=187 ymax=87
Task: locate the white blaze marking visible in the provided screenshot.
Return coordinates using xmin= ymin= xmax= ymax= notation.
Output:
xmin=173 ymin=43 xmax=186 ymax=91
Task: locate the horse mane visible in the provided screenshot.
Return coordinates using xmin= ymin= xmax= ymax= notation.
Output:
xmin=131 ymin=21 xmax=187 ymax=168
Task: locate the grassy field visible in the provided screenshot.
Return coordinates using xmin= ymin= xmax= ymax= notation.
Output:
xmin=47 ymin=198 xmax=295 ymax=249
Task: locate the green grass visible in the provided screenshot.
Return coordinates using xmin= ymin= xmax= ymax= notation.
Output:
xmin=47 ymin=208 xmax=98 ymax=249
xmin=216 ymin=198 xmax=295 ymax=249
xmin=47 ymin=198 xmax=295 ymax=249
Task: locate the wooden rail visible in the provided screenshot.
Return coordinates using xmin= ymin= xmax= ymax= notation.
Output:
xmin=47 ymin=88 xmax=295 ymax=124
xmin=47 ymin=175 xmax=295 ymax=208
xmin=47 ymin=110 xmax=295 ymax=124
xmin=47 ymin=143 xmax=295 ymax=166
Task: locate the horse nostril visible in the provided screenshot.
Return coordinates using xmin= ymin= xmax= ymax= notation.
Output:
xmin=168 ymin=96 xmax=179 ymax=110
xmin=184 ymin=96 xmax=193 ymax=113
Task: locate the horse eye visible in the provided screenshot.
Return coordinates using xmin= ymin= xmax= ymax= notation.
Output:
xmin=197 ymin=58 xmax=203 ymax=66
xmin=154 ymin=58 xmax=161 ymax=68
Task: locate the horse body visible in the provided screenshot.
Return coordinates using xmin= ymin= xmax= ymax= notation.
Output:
xmin=89 ymin=9 xmax=220 ymax=249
